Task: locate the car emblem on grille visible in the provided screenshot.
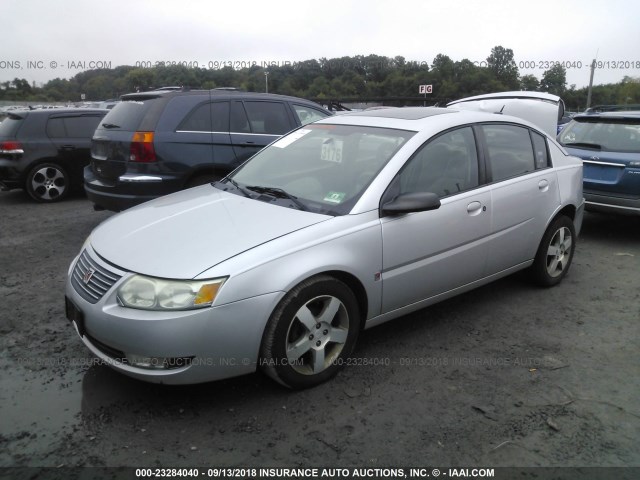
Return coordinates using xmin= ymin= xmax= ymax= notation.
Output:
xmin=83 ymin=268 xmax=96 ymax=284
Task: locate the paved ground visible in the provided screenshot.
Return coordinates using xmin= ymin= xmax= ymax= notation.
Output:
xmin=0 ymin=190 xmax=638 ymax=475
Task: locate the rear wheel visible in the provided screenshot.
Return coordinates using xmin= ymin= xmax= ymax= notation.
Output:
xmin=530 ymin=215 xmax=576 ymax=287
xmin=26 ymin=163 xmax=69 ymax=202
xmin=260 ymin=275 xmax=360 ymax=389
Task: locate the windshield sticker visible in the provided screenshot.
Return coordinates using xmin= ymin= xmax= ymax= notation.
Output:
xmin=272 ymin=128 xmax=312 ymax=148
xmin=324 ymin=191 xmax=346 ymax=204
xmin=320 ymin=139 xmax=343 ymax=163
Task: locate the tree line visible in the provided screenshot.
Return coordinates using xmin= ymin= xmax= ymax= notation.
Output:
xmin=1 ymin=47 xmax=639 ymax=111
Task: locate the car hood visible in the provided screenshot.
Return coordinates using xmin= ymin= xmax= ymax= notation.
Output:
xmin=90 ymin=186 xmax=331 ymax=279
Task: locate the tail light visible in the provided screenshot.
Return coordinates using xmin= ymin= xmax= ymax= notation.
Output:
xmin=129 ymin=132 xmax=156 ymax=163
xmin=0 ymin=141 xmax=24 ymax=154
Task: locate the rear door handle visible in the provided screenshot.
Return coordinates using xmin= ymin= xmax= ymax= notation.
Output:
xmin=61 ymin=145 xmax=76 ymax=150
xmin=538 ymin=179 xmax=549 ymax=192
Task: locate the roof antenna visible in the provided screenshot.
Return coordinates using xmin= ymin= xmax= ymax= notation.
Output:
xmin=495 ymin=105 xmax=505 ymax=115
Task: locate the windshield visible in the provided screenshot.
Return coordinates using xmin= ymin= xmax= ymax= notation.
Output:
xmin=225 ymin=124 xmax=415 ymax=215
xmin=559 ymin=117 xmax=640 ymax=153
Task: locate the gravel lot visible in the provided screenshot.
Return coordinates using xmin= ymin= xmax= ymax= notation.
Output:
xmin=0 ymin=190 xmax=638 ymax=477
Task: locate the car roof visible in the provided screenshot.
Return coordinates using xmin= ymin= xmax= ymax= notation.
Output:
xmin=585 ymin=104 xmax=640 ymax=113
xmin=7 ymin=108 xmax=108 ymax=119
xmin=314 ymin=107 xmax=545 ymax=134
xmin=338 ymin=107 xmax=453 ymax=120
xmin=573 ymin=111 xmax=640 ymax=120
xmin=120 ymin=89 xmax=323 ymax=105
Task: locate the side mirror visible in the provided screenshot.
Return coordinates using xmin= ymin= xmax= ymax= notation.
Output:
xmin=381 ymin=192 xmax=441 ymax=216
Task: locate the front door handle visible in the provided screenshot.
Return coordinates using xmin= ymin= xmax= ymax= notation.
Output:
xmin=467 ymin=201 xmax=484 ymax=216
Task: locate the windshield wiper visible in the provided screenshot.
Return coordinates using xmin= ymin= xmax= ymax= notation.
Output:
xmin=223 ymin=178 xmax=252 ymax=198
xmin=101 ymin=123 xmax=121 ymax=129
xmin=246 ymin=185 xmax=309 ymax=211
xmin=563 ymin=142 xmax=602 ymax=150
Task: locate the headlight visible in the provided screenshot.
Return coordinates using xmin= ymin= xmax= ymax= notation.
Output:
xmin=117 ymin=275 xmax=226 ymax=311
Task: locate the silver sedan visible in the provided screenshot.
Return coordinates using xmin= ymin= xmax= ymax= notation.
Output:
xmin=65 ymin=107 xmax=584 ymax=389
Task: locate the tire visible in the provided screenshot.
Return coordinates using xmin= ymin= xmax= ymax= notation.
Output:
xmin=260 ymin=275 xmax=361 ymax=389
xmin=25 ymin=163 xmax=70 ymax=202
xmin=530 ymin=215 xmax=576 ymax=287
xmin=186 ymin=173 xmax=221 ymax=188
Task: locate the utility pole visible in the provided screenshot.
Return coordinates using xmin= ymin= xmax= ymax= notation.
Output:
xmin=264 ymin=71 xmax=269 ymax=94
xmin=586 ymin=59 xmax=596 ymax=109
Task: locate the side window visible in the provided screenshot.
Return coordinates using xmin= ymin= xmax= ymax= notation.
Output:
xmin=230 ymin=101 xmax=250 ymax=133
xmin=243 ymin=101 xmax=291 ymax=135
xmin=178 ymin=103 xmax=212 ymax=132
xmin=483 ymin=125 xmax=535 ymax=182
xmin=531 ymin=131 xmax=550 ymax=169
xmin=63 ymin=115 xmax=103 ymax=137
xmin=46 ymin=117 xmax=66 ymax=138
xmin=211 ymin=102 xmax=230 ymax=132
xmin=292 ymin=104 xmax=329 ymax=126
xmin=398 ymin=127 xmax=479 ymax=198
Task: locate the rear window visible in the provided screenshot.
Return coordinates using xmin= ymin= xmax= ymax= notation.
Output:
xmin=292 ymin=104 xmax=330 ymax=126
xmin=482 ymin=124 xmax=536 ymax=182
xmin=97 ymin=97 xmax=167 ymax=132
xmin=559 ymin=117 xmax=640 ymax=153
xmin=0 ymin=114 xmax=25 ymax=137
xmin=47 ymin=115 xmax=104 ymax=138
xmin=243 ymin=101 xmax=291 ymax=135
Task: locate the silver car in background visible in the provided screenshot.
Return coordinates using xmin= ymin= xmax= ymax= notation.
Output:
xmin=65 ymin=107 xmax=584 ymax=389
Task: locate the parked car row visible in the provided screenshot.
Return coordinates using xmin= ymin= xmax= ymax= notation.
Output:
xmin=1 ymin=90 xmax=638 ymax=217
xmin=0 ymin=90 xmax=330 ymax=206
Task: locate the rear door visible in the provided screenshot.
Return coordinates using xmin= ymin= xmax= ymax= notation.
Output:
xmin=153 ymin=93 xmax=216 ymax=177
xmin=230 ymin=100 xmax=295 ymax=164
xmin=480 ymin=123 xmax=560 ymax=274
xmin=47 ymin=112 xmax=105 ymax=178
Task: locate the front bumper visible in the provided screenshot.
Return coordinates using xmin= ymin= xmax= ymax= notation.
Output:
xmin=65 ymin=247 xmax=281 ymax=384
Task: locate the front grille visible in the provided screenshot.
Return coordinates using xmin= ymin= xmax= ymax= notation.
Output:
xmin=71 ymin=249 xmax=122 ymax=303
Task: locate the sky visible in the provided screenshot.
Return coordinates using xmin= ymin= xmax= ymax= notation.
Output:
xmin=2 ymin=0 xmax=639 ymax=92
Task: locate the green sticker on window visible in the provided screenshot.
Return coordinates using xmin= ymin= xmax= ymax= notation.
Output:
xmin=324 ymin=191 xmax=346 ymax=203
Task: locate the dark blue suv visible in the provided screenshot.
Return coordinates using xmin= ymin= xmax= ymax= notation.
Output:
xmin=558 ymin=111 xmax=640 ymax=216
xmin=85 ymin=89 xmax=330 ymax=211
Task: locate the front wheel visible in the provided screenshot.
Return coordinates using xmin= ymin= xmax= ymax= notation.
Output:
xmin=260 ymin=275 xmax=361 ymax=389
xmin=26 ymin=163 xmax=69 ymax=202
xmin=530 ymin=215 xmax=576 ymax=287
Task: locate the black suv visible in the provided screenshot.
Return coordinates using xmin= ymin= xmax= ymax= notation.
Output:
xmin=0 ymin=108 xmax=107 ymax=202
xmin=85 ymin=89 xmax=331 ymax=211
